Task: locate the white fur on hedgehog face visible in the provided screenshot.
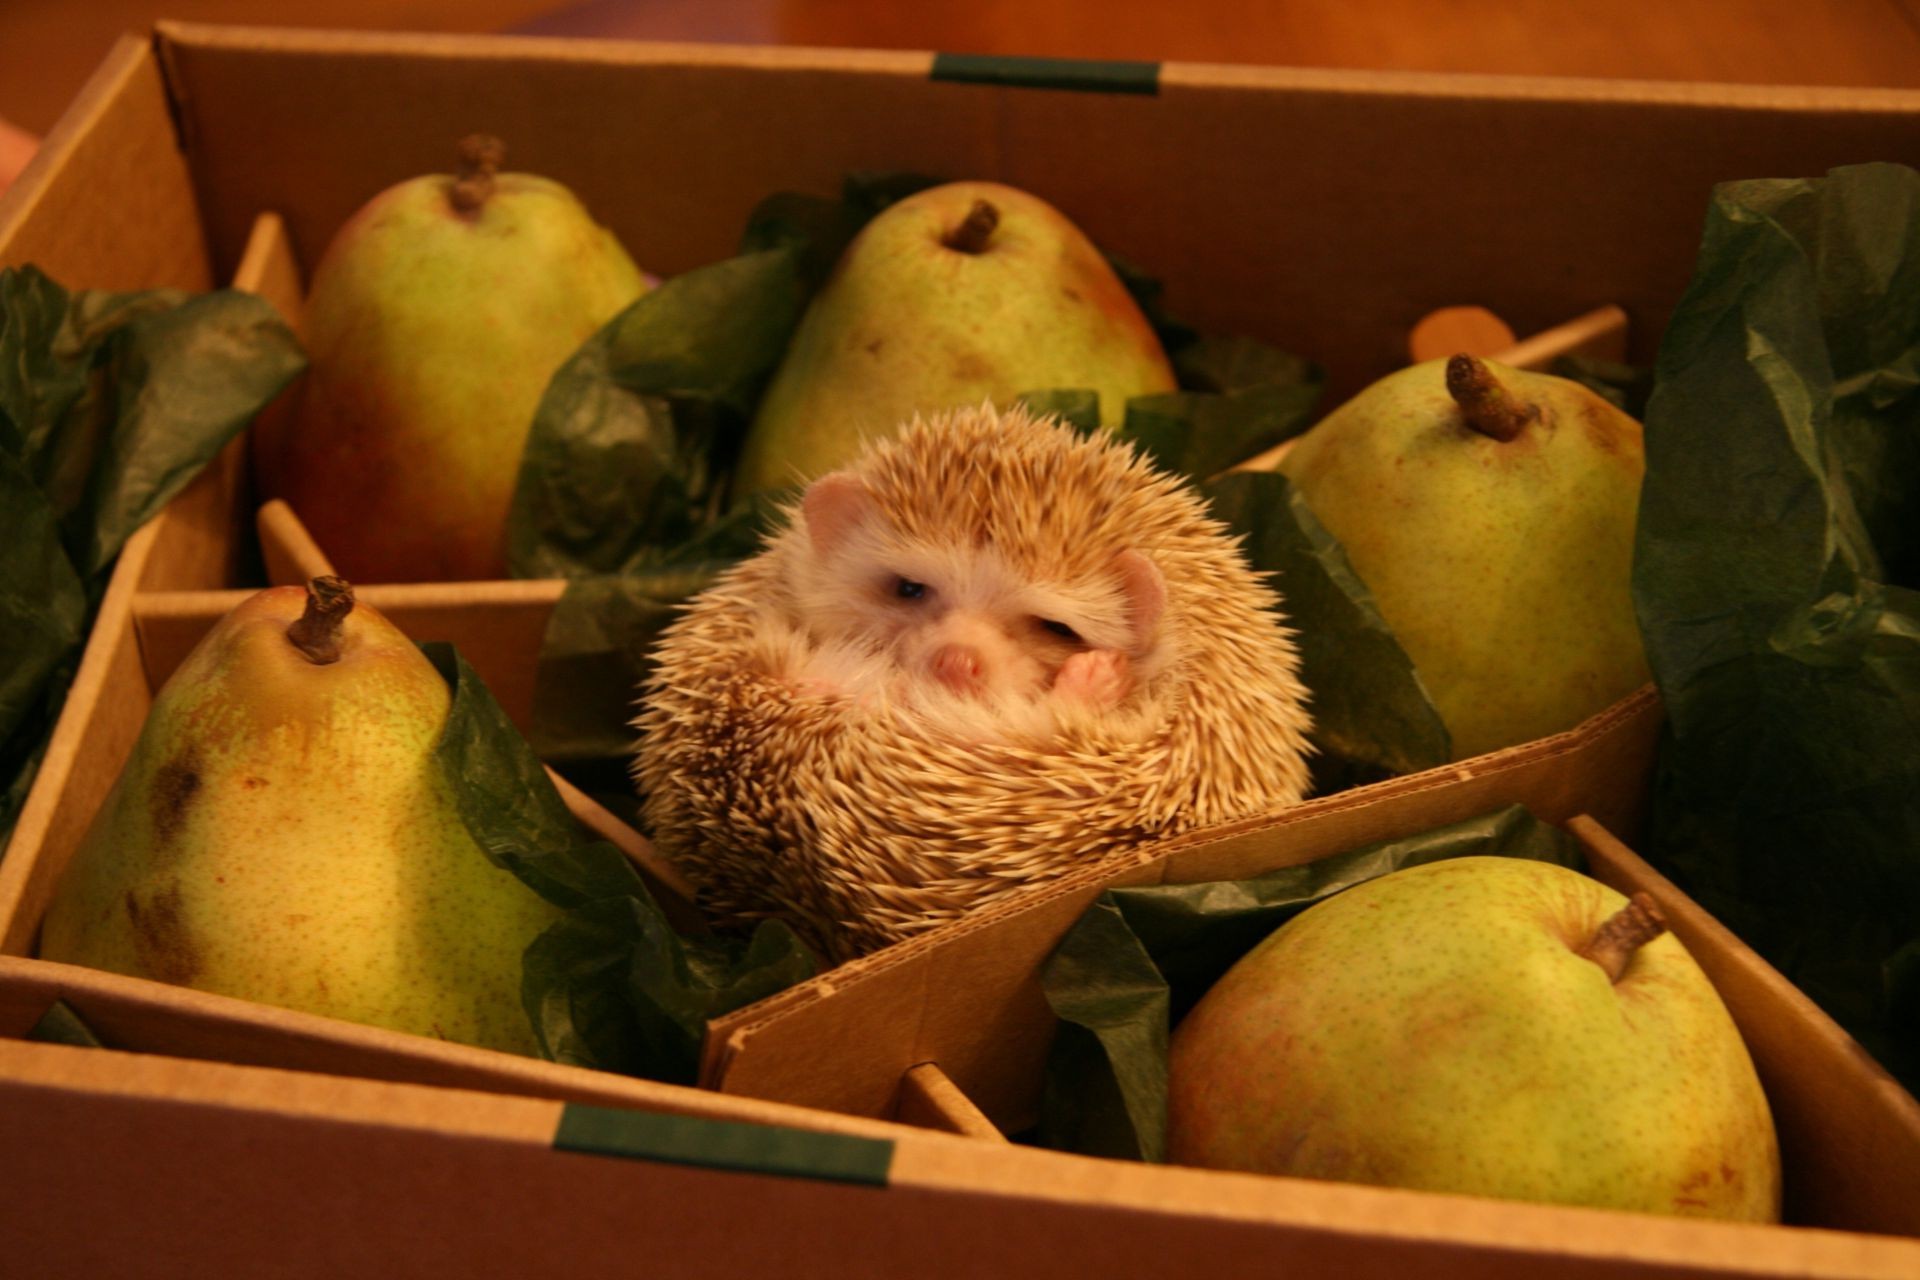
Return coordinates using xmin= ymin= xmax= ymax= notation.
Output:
xmin=788 ymin=472 xmax=1152 ymax=706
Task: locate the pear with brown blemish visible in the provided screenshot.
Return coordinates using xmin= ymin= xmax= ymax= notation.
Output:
xmin=732 ymin=179 xmax=1178 ymax=497
xmin=1275 ymin=354 xmax=1650 ymax=759
xmin=38 ymin=577 xmax=563 ymax=1055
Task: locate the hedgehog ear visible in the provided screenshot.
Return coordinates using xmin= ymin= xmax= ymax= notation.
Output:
xmin=1114 ymin=549 xmax=1165 ymax=651
xmin=801 ymin=472 xmax=874 ymax=557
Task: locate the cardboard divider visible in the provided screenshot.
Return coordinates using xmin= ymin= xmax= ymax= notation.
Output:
xmin=1570 ymin=817 xmax=1920 ymax=1238
xmin=0 ymin=955 xmax=886 ymax=1130
xmin=0 ymin=520 xmax=164 ymax=956
xmin=1494 ymin=304 xmax=1630 ymax=369
xmin=0 ymin=33 xmax=212 ymax=294
xmin=705 ymin=686 xmax=1663 ymax=1126
xmin=1406 ymin=304 xmax=1517 ymax=362
xmin=713 ymin=803 xmax=1920 ymax=1246
xmin=895 ymin=1063 xmax=1009 ymax=1141
xmin=256 ymin=498 xmax=332 ymax=584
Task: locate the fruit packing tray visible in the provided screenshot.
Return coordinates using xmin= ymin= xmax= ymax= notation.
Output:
xmin=5 ymin=23 xmax=1920 ymax=1278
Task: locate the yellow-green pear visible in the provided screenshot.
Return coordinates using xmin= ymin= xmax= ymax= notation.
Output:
xmin=1276 ymin=354 xmax=1649 ymax=759
xmin=254 ymin=135 xmax=648 ymax=583
xmin=39 ymin=577 xmax=564 ymax=1055
xmin=1166 ymin=856 xmax=1781 ymax=1221
xmin=732 ymin=179 xmax=1178 ymax=497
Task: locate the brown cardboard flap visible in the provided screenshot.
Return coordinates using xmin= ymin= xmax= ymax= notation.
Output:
xmin=703 ymin=942 xmax=938 ymax=1120
xmin=707 ymin=687 xmax=1662 ymax=1128
xmin=1573 ymin=817 xmax=1920 ymax=1239
xmin=0 ymin=34 xmax=210 ymax=292
xmin=1157 ymin=684 xmax=1662 ymax=885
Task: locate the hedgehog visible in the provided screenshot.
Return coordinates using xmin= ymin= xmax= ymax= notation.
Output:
xmin=633 ymin=402 xmax=1314 ymax=962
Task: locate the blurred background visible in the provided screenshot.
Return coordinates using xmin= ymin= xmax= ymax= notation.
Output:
xmin=5 ymin=0 xmax=1920 ymax=191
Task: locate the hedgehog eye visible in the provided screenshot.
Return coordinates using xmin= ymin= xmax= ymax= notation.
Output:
xmin=894 ymin=577 xmax=928 ymax=601
xmin=1038 ymin=618 xmax=1082 ymax=643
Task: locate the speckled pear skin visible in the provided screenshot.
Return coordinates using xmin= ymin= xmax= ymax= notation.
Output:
xmin=38 ymin=585 xmax=563 ymax=1055
xmin=1276 ymin=357 xmax=1648 ymax=760
xmin=1165 ymin=856 xmax=1781 ymax=1221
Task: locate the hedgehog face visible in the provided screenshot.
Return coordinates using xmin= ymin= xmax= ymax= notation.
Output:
xmin=793 ymin=469 xmax=1148 ymax=701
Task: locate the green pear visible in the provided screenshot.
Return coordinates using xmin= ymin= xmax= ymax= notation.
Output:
xmin=254 ymin=135 xmax=648 ymax=582
xmin=1276 ymin=354 xmax=1649 ymax=759
xmin=732 ymin=179 xmax=1178 ymax=497
xmin=38 ymin=577 xmax=563 ymax=1055
xmin=1166 ymin=855 xmax=1781 ymax=1221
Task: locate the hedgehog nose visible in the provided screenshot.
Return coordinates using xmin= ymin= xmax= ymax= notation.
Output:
xmin=929 ymin=644 xmax=985 ymax=694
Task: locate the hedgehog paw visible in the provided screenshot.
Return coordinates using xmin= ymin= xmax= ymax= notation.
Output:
xmin=1053 ymin=649 xmax=1131 ymax=710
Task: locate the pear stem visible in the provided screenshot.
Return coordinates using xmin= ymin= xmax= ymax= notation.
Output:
xmin=1445 ymin=353 xmax=1539 ymax=443
xmin=1578 ymin=892 xmax=1668 ymax=983
xmin=943 ymin=199 xmax=1000 ymax=254
xmin=449 ymin=134 xmax=506 ymax=217
xmin=287 ymin=576 xmax=355 ymax=666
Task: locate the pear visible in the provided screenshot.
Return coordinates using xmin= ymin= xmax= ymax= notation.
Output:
xmin=38 ymin=577 xmax=564 ymax=1055
xmin=1276 ymin=354 xmax=1649 ymax=759
xmin=1166 ymin=855 xmax=1781 ymax=1221
xmin=254 ymin=135 xmax=648 ymax=582
xmin=732 ymin=180 xmax=1178 ymax=497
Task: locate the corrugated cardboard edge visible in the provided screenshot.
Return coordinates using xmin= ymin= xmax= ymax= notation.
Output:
xmin=1572 ymin=817 xmax=1920 ymax=1237
xmin=702 ymin=687 xmax=1663 ymax=1120
xmin=0 ymin=33 xmax=210 ymax=291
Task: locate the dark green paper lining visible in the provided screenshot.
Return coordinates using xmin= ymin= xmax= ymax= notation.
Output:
xmin=26 ymin=999 xmax=106 ymax=1048
xmin=554 ymin=1103 xmax=894 ymax=1186
xmin=931 ymin=52 xmax=1160 ymax=96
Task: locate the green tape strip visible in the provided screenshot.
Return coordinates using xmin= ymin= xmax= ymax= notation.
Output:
xmin=553 ymin=1103 xmax=894 ymax=1187
xmin=27 ymin=1000 xmax=105 ymax=1048
xmin=931 ymin=52 xmax=1160 ymax=96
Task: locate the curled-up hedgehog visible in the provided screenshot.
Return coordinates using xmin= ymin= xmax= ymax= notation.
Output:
xmin=634 ymin=402 xmax=1314 ymax=961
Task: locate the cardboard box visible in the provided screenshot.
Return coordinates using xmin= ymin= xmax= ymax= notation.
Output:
xmin=10 ymin=1034 xmax=1914 ymax=1280
xmin=5 ymin=21 xmax=1920 ymax=1276
xmin=5 ymin=817 xmax=1918 ymax=1278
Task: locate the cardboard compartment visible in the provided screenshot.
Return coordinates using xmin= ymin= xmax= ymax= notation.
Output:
xmin=14 ymin=1040 xmax=1918 ymax=1280
xmin=703 ymin=689 xmax=1665 ymax=1124
xmin=5 ymin=22 xmax=1920 ymax=1277
xmin=707 ymin=806 xmax=1920 ymax=1229
xmin=4 ymin=818 xmax=1919 ymax=1280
